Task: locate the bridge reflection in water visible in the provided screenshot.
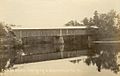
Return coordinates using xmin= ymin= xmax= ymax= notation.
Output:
xmin=14 ymin=43 xmax=120 ymax=74
xmin=15 ymin=44 xmax=88 ymax=64
xmin=0 ymin=43 xmax=120 ymax=74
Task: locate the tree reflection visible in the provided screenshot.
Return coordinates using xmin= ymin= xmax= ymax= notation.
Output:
xmin=85 ymin=44 xmax=120 ymax=73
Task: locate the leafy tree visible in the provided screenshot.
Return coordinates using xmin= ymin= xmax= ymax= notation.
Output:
xmin=93 ymin=10 xmax=120 ymax=39
xmin=80 ymin=10 xmax=120 ymax=39
xmin=65 ymin=20 xmax=83 ymax=26
xmin=0 ymin=22 xmax=22 ymax=72
xmin=93 ymin=10 xmax=99 ymax=25
xmin=82 ymin=17 xmax=89 ymax=26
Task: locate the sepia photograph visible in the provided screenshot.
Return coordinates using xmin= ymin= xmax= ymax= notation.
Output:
xmin=0 ymin=0 xmax=120 ymax=76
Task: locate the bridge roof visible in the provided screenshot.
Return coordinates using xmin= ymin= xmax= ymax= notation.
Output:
xmin=12 ymin=26 xmax=98 ymax=30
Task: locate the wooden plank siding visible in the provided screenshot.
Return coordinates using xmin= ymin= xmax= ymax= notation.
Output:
xmin=13 ymin=29 xmax=87 ymax=39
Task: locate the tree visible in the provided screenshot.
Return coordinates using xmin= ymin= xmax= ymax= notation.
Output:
xmin=83 ymin=17 xmax=89 ymax=26
xmin=65 ymin=20 xmax=83 ymax=26
xmin=96 ymin=10 xmax=120 ymax=39
xmin=81 ymin=10 xmax=120 ymax=39
xmin=93 ymin=10 xmax=99 ymax=26
xmin=0 ymin=22 xmax=22 ymax=72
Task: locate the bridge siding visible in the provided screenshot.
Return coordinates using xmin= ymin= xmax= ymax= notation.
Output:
xmin=13 ymin=29 xmax=87 ymax=39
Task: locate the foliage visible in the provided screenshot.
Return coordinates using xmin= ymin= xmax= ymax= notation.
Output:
xmin=65 ymin=20 xmax=83 ymax=26
xmin=0 ymin=22 xmax=22 ymax=72
xmin=65 ymin=10 xmax=120 ymax=40
xmin=86 ymin=10 xmax=120 ymax=39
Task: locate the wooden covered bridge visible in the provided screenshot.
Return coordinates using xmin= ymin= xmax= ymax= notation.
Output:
xmin=11 ymin=26 xmax=98 ymax=64
xmin=12 ymin=26 xmax=97 ymax=45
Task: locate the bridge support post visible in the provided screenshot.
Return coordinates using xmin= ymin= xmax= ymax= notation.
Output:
xmin=54 ymin=41 xmax=64 ymax=58
xmin=54 ymin=36 xmax=64 ymax=44
xmin=59 ymin=44 xmax=64 ymax=58
xmin=88 ymin=35 xmax=92 ymax=48
xmin=54 ymin=29 xmax=64 ymax=44
xmin=59 ymin=36 xmax=64 ymax=44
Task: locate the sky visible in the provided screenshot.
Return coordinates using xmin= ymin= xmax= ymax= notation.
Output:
xmin=0 ymin=0 xmax=120 ymax=28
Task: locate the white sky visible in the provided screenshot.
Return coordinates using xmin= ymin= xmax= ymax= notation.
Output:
xmin=0 ymin=0 xmax=120 ymax=28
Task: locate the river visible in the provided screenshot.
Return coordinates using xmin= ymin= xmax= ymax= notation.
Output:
xmin=0 ymin=43 xmax=120 ymax=76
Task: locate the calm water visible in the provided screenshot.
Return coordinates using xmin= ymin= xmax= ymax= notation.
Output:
xmin=0 ymin=43 xmax=120 ymax=76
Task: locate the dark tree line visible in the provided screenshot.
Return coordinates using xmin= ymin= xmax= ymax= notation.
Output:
xmin=0 ymin=23 xmax=22 ymax=72
xmin=65 ymin=10 xmax=120 ymax=40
